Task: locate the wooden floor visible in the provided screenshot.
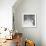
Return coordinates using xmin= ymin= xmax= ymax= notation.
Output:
xmin=0 ymin=39 xmax=16 ymax=46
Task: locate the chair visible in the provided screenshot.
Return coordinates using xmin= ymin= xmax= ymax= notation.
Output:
xmin=15 ymin=33 xmax=23 ymax=46
xmin=25 ymin=40 xmax=35 ymax=46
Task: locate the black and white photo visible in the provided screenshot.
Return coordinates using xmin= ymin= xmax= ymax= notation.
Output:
xmin=22 ymin=13 xmax=36 ymax=27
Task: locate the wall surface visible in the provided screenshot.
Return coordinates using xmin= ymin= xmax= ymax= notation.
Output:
xmin=13 ymin=0 xmax=42 ymax=46
xmin=41 ymin=0 xmax=46 ymax=46
xmin=0 ymin=0 xmax=16 ymax=30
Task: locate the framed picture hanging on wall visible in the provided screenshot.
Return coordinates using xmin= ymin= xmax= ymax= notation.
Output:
xmin=22 ymin=13 xmax=36 ymax=27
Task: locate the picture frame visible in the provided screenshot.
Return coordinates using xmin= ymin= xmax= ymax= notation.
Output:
xmin=22 ymin=13 xmax=36 ymax=27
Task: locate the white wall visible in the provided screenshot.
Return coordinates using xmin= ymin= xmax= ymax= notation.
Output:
xmin=13 ymin=0 xmax=41 ymax=46
xmin=41 ymin=0 xmax=46 ymax=46
xmin=0 ymin=0 xmax=16 ymax=30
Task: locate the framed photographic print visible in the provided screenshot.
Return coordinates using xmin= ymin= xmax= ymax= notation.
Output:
xmin=22 ymin=13 xmax=36 ymax=27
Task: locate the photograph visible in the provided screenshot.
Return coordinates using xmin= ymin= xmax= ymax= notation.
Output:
xmin=22 ymin=13 xmax=36 ymax=27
